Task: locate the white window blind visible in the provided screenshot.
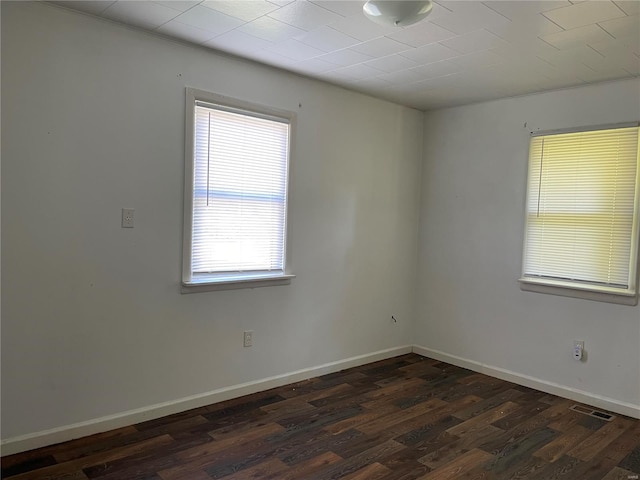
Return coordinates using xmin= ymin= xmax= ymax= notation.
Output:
xmin=190 ymin=101 xmax=290 ymax=280
xmin=521 ymin=125 xmax=640 ymax=296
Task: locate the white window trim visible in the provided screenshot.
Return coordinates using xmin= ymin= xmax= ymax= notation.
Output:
xmin=519 ymin=122 xmax=640 ymax=306
xmin=181 ymin=88 xmax=296 ymax=293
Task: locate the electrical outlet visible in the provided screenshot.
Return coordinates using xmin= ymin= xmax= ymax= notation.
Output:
xmin=122 ymin=208 xmax=135 ymax=228
xmin=243 ymin=330 xmax=253 ymax=348
xmin=573 ymin=340 xmax=584 ymax=361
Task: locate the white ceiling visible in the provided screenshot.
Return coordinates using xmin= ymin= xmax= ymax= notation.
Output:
xmin=49 ymin=0 xmax=640 ymax=110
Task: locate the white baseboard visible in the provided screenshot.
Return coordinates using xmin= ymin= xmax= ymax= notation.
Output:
xmin=5 ymin=343 xmax=636 ymax=456
xmin=412 ymin=345 xmax=640 ymax=420
xmin=0 ymin=345 xmax=412 ymax=456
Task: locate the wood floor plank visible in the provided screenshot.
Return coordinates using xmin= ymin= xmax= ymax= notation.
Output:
xmin=446 ymin=401 xmax=520 ymax=437
xmin=419 ymin=424 xmax=504 ymax=470
xmin=265 ymin=452 xmax=342 ymax=480
xmin=209 ymin=456 xmax=288 ymax=479
xmin=533 ymin=424 xmax=592 ymax=463
xmin=308 ymin=439 xmax=405 ymax=480
xmin=357 ymin=398 xmax=447 ymax=435
xmin=323 ymin=403 xmax=399 ymax=435
xmin=577 ymin=428 xmax=640 ymax=480
xmin=619 ymin=446 xmax=640 ymax=474
xmin=568 ymin=418 xmax=635 ymax=461
xmin=261 ymin=384 xmax=351 ymax=413
xmin=156 ymin=423 xmax=284 ymax=479
xmin=158 ymin=470 xmax=212 ymax=480
xmin=418 ymin=448 xmax=494 ymax=480
xmin=3 ymin=353 xmax=639 ymax=480
xmin=276 ymin=427 xmax=363 ymax=466
xmin=82 ymin=432 xmax=214 ymax=480
xmin=209 ymin=401 xmax=316 ymax=441
xmin=527 ymin=454 xmax=585 ymax=480
xmin=339 ymin=462 xmax=392 ymax=480
xmin=364 ymin=377 xmax=427 ymax=400
xmin=378 ymin=446 xmax=431 ymax=478
xmin=485 ymin=427 xmax=558 ymax=475
xmin=602 ymin=466 xmax=640 ymax=480
xmin=8 ymin=435 xmax=174 ymax=480
xmin=453 ymin=389 xmax=525 ymax=421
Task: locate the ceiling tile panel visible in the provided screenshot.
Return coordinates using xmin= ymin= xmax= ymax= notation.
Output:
xmin=246 ymin=48 xmax=299 ymax=67
xmin=482 ymin=1 xmax=571 ymax=20
xmin=613 ymin=1 xmax=640 ymax=16
xmin=267 ymin=0 xmax=342 ymax=31
xmin=153 ymin=1 xmax=200 ymax=12
xmin=590 ymin=35 xmax=640 ymax=57
xmin=414 ymin=2 xmax=454 ymax=22
xmin=386 ymin=21 xmax=458 ymax=47
xmin=329 ymin=13 xmax=396 ymax=41
xmin=364 ymin=54 xmax=418 ymax=73
xmin=309 ymin=1 xmax=365 ymax=17
xmin=316 ymin=48 xmax=373 ymax=66
xmin=156 ymin=20 xmax=218 ymax=43
xmin=449 ymin=50 xmax=504 ymax=69
xmin=51 ymin=1 xmax=115 ymax=15
xmin=201 ymin=1 xmax=279 ymax=21
xmin=479 ymin=62 xmax=552 ymax=88
xmin=490 ymin=37 xmax=560 ymax=57
xmin=410 ymin=72 xmax=469 ymax=91
xmin=537 ymin=45 xmax=605 ymax=67
xmin=297 ymin=26 xmax=361 ymax=52
xmin=535 ymin=74 xmax=586 ymax=91
xmin=376 ymin=68 xmax=425 ymax=84
xmin=487 ymin=14 xmax=564 ymax=42
xmin=541 ymin=24 xmax=614 ymax=49
xmin=542 ymin=0 xmax=626 ymax=30
xmin=598 ymin=15 xmax=640 ymax=40
xmin=291 ymin=57 xmax=337 ymax=73
xmin=350 ymin=36 xmax=412 ymax=57
xmin=101 ymin=1 xmax=180 ymax=29
xmin=410 ymin=58 xmax=464 ymax=79
xmin=351 ymin=77 xmax=392 ymax=96
xmin=582 ymin=44 xmax=640 ymax=74
xmin=173 ymin=5 xmax=244 ymax=34
xmin=204 ymin=29 xmax=274 ymax=53
xmin=265 ymin=38 xmax=326 ymax=60
xmin=440 ymin=28 xmax=510 ymax=54
xmin=431 ymin=1 xmax=512 ymax=34
xmin=329 ymin=63 xmax=383 ymax=80
xmin=578 ymin=67 xmax=633 ymax=82
xmin=236 ymin=15 xmax=306 ymax=42
xmin=399 ymin=42 xmax=461 ymax=64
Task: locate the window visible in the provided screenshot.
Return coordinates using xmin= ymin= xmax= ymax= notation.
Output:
xmin=182 ymin=88 xmax=295 ymax=291
xmin=520 ymin=124 xmax=640 ymax=305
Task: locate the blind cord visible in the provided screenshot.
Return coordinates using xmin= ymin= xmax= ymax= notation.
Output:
xmin=207 ymin=112 xmax=211 ymax=207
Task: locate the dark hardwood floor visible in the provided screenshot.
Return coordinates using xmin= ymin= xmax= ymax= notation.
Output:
xmin=2 ymin=354 xmax=639 ymax=479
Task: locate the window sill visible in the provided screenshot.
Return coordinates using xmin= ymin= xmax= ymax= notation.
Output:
xmin=518 ymin=277 xmax=638 ymax=306
xmin=182 ymin=274 xmax=295 ymax=293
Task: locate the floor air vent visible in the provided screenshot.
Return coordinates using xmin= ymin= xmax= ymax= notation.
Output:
xmin=569 ymin=404 xmax=615 ymax=421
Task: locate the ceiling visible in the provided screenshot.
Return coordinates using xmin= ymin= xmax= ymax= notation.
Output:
xmin=49 ymin=0 xmax=640 ymax=110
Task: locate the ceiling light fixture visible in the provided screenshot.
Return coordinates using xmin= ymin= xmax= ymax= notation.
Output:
xmin=363 ymin=0 xmax=433 ymax=27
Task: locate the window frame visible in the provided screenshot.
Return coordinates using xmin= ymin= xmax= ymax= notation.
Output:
xmin=182 ymin=88 xmax=295 ymax=293
xmin=519 ymin=122 xmax=640 ymax=306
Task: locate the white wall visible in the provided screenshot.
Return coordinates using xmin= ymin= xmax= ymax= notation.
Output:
xmin=1 ymin=2 xmax=423 ymax=441
xmin=416 ymin=78 xmax=640 ymax=413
